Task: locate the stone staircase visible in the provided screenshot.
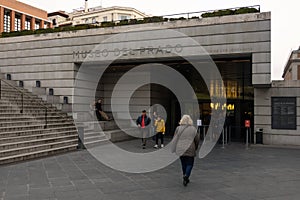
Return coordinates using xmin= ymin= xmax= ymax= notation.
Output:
xmin=0 ymin=77 xmax=78 ymax=165
xmin=79 ymin=118 xmax=136 ymax=148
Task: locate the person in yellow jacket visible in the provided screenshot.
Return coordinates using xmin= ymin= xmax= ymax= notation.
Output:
xmin=154 ymin=115 xmax=166 ymax=148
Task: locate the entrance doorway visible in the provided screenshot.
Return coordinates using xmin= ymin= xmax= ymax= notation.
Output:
xmin=97 ymin=55 xmax=254 ymax=142
xmin=150 ymin=55 xmax=254 ymax=141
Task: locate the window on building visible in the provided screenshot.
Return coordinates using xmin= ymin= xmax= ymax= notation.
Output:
xmin=119 ymin=15 xmax=131 ymax=20
xmin=25 ymin=18 xmax=31 ymax=30
xmin=85 ymin=18 xmax=89 ymax=23
xmin=92 ymin=17 xmax=97 ymax=23
xmin=298 ymin=65 xmax=300 ymax=80
xmin=15 ymin=14 xmax=21 ymax=31
xmin=63 ymin=96 xmax=69 ymax=104
xmin=3 ymin=10 xmax=11 ymax=32
xmin=36 ymin=80 xmax=41 ymax=87
xmin=19 ymin=81 xmax=24 ymax=88
xmin=52 ymin=19 xmax=57 ymax=26
xmin=49 ymin=88 xmax=54 ymax=95
xmin=103 ymin=16 xmax=108 ymax=22
xmin=35 ymin=22 xmax=40 ymax=30
xmin=272 ymin=97 xmax=297 ymax=130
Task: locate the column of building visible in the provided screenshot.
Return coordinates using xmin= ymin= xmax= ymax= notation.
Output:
xmin=10 ymin=10 xmax=15 ymax=32
xmin=21 ymin=14 xmax=26 ymax=30
xmin=0 ymin=6 xmax=4 ymax=33
xmin=30 ymin=17 xmax=35 ymax=30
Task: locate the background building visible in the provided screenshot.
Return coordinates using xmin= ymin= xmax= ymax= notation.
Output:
xmin=0 ymin=0 xmax=51 ymax=33
xmin=282 ymin=48 xmax=300 ymax=80
xmin=48 ymin=0 xmax=149 ymax=27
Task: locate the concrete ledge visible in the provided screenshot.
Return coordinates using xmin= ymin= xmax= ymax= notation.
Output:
xmin=252 ymin=144 xmax=300 ymax=150
xmin=31 ymin=87 xmax=46 ymax=95
xmin=110 ymin=130 xmax=135 ymax=143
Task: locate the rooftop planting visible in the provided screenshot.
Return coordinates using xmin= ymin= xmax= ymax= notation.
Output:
xmin=1 ymin=6 xmax=260 ymax=38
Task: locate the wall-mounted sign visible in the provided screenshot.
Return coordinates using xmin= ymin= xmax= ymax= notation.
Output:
xmin=245 ymin=120 xmax=250 ymax=128
xmin=271 ymin=97 xmax=297 ymax=130
xmin=197 ymin=119 xmax=202 ymax=126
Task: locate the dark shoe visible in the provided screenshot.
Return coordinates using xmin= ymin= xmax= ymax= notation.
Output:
xmin=183 ymin=176 xmax=189 ymax=186
xmin=142 ymin=144 xmax=146 ymax=149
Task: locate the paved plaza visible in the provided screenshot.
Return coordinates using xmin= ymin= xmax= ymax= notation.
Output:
xmin=0 ymin=140 xmax=300 ymax=200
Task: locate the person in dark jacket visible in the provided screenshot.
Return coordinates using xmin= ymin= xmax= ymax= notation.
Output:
xmin=136 ymin=110 xmax=151 ymax=149
xmin=95 ymin=99 xmax=110 ymax=121
xmin=171 ymin=114 xmax=200 ymax=186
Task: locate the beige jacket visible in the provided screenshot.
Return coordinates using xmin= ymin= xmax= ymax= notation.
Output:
xmin=171 ymin=125 xmax=200 ymax=157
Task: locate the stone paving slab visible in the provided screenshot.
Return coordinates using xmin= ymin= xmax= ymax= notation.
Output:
xmin=0 ymin=140 xmax=300 ymax=200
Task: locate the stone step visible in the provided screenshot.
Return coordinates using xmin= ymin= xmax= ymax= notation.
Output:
xmin=0 ymin=113 xmax=70 ymax=118
xmin=0 ymin=97 xmax=47 ymax=102
xmin=0 ymin=144 xmax=78 ymax=165
xmin=107 ymin=128 xmax=137 ymax=143
xmin=0 ymin=88 xmax=32 ymax=94
xmin=0 ymin=94 xmax=40 ymax=99
xmin=0 ymin=130 xmax=77 ymax=144
xmin=84 ymin=134 xmax=107 ymax=143
xmin=0 ymin=118 xmax=73 ymax=127
xmin=0 ymin=99 xmax=44 ymax=104
xmin=0 ymin=122 xmax=75 ymax=132
xmin=0 ymin=120 xmax=39 ymax=127
xmin=84 ymin=131 xmax=106 ymax=138
xmin=0 ymin=115 xmax=71 ymax=122
xmin=0 ymin=139 xmax=78 ymax=158
xmin=0 ymin=104 xmax=52 ymax=109
xmin=0 ymin=109 xmax=63 ymax=115
xmin=0 ymin=103 xmax=53 ymax=108
xmin=83 ymin=139 xmax=110 ymax=149
xmin=0 ymin=80 xmax=18 ymax=86
xmin=0 ymin=135 xmax=78 ymax=151
xmin=0 ymin=127 xmax=77 ymax=138
xmin=0 ymin=77 xmax=78 ymax=164
xmin=0 ymin=116 xmax=38 ymax=122
xmin=81 ymin=120 xmax=119 ymax=131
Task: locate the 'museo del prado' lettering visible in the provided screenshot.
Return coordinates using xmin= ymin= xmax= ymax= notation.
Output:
xmin=73 ymin=44 xmax=183 ymax=60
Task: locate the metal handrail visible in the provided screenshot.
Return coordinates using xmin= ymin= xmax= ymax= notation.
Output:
xmin=0 ymin=79 xmax=71 ymax=129
xmin=161 ymin=5 xmax=260 ymax=18
xmin=86 ymin=5 xmax=261 ymax=26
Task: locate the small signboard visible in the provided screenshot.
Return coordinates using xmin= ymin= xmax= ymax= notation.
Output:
xmin=245 ymin=120 xmax=250 ymax=128
xmin=197 ymin=119 xmax=202 ymax=126
xmin=271 ymin=97 xmax=296 ymax=130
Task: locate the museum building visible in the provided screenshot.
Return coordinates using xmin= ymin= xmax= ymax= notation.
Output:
xmin=0 ymin=6 xmax=300 ymax=147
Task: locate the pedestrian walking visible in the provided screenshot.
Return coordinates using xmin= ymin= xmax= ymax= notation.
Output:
xmin=136 ymin=110 xmax=151 ymax=149
xmin=154 ymin=115 xmax=165 ymax=148
xmin=151 ymin=111 xmax=158 ymax=141
xmin=171 ymin=115 xmax=200 ymax=186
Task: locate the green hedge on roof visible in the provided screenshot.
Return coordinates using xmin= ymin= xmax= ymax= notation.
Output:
xmin=201 ymin=7 xmax=259 ymax=18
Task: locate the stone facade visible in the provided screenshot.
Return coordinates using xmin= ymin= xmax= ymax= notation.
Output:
xmin=255 ymin=81 xmax=300 ymax=145
xmin=282 ymin=48 xmax=300 ymax=80
xmin=1 ymin=12 xmax=285 ymax=144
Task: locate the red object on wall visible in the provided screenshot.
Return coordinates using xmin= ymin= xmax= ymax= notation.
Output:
xmin=245 ymin=120 xmax=250 ymax=128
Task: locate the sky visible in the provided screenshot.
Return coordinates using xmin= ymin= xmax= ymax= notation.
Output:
xmin=19 ymin=0 xmax=300 ymax=80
